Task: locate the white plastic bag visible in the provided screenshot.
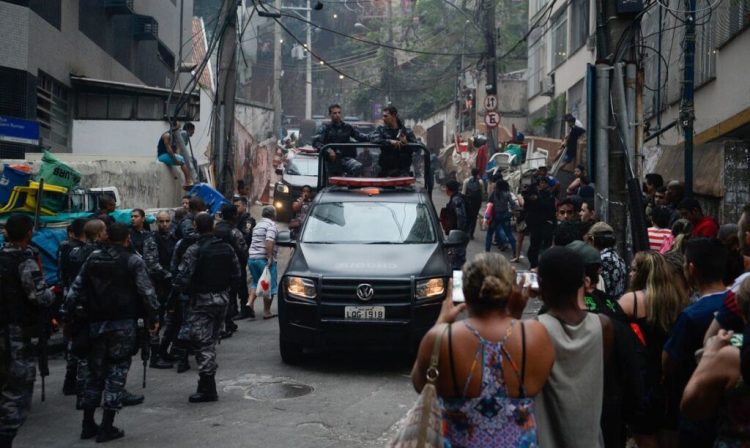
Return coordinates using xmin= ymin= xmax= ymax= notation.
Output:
xmin=255 ymin=265 xmax=272 ymax=298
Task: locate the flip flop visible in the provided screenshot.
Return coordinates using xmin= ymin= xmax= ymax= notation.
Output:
xmin=262 ymin=313 xmax=278 ymax=320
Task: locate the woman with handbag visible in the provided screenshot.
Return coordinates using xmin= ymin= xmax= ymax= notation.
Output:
xmin=409 ymin=253 xmax=555 ymax=447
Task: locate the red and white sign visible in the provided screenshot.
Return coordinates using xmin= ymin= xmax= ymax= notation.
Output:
xmin=484 ymin=111 xmax=501 ymax=128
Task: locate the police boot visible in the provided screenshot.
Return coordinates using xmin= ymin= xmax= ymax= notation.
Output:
xmin=189 ymin=373 xmax=218 ymax=403
xmin=175 ymin=344 xmax=191 ymax=373
xmin=159 ymin=339 xmax=177 ymax=362
xmin=121 ymin=389 xmax=144 ymax=407
xmin=96 ymin=409 xmax=124 ymax=443
xmin=80 ymin=407 xmax=99 ymax=440
xmin=63 ymin=368 xmax=77 ymax=396
xmin=149 ymin=342 xmax=173 ymax=369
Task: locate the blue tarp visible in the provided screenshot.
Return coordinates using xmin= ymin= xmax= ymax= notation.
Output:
xmin=0 ymin=227 xmax=67 ymax=285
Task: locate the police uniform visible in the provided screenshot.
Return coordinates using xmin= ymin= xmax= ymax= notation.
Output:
xmin=63 ymin=244 xmax=158 ymax=439
xmin=57 ymin=238 xmax=85 ymax=395
xmin=142 ymin=230 xmax=177 ymax=367
xmin=129 ymin=227 xmax=152 ymax=256
xmin=445 ymin=193 xmax=469 ymax=270
xmin=214 ymin=220 xmax=247 ymax=332
xmin=370 ymin=124 xmax=417 ymax=177
xmin=174 ymin=234 xmax=240 ymax=402
xmin=166 ymin=224 xmax=200 ymax=372
xmin=0 ymin=243 xmax=55 ymax=446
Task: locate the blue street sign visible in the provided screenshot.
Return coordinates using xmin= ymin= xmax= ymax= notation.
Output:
xmin=0 ymin=116 xmax=40 ymax=145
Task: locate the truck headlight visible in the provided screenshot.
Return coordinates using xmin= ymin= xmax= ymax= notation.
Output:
xmin=287 ymin=277 xmax=317 ymax=300
xmin=416 ymin=278 xmax=445 ymax=300
xmin=276 ymin=183 xmax=290 ymax=194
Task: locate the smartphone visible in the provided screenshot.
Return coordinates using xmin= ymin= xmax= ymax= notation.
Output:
xmin=452 ymin=270 xmax=465 ymax=303
xmin=516 ymin=271 xmax=539 ymax=290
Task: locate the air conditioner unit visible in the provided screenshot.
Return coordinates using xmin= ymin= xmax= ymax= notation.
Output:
xmin=104 ymin=0 xmax=134 ymax=15
xmin=541 ymin=75 xmax=555 ymax=97
xmin=133 ymin=15 xmax=159 ymax=41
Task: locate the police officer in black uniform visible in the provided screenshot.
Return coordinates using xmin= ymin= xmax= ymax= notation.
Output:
xmin=370 ymin=106 xmax=417 ymax=177
xmin=232 ymin=196 xmax=255 ymax=319
xmin=174 ymin=213 xmax=241 ymax=403
xmin=128 ymin=208 xmax=151 ymax=256
xmin=215 ymin=204 xmax=248 ymax=337
xmin=63 ymin=223 xmax=159 ymax=443
xmin=0 ymin=214 xmax=56 ymax=448
xmin=57 ymin=218 xmax=88 ymax=396
xmin=142 ymin=210 xmax=177 ymax=368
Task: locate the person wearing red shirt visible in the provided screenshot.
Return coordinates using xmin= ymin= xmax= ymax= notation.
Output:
xmin=678 ymin=198 xmax=719 ymax=238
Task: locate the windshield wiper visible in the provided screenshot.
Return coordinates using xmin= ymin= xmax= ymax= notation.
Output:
xmin=365 ymin=241 xmax=396 ymax=244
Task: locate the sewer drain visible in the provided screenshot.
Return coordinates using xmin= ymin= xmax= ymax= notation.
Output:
xmin=246 ymin=382 xmax=314 ymax=400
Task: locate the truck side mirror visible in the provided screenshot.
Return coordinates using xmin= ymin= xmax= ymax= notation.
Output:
xmin=277 ymin=230 xmax=295 ymax=247
xmin=444 ymin=230 xmax=468 ymax=248
xmin=275 ymin=168 xmax=283 ymax=175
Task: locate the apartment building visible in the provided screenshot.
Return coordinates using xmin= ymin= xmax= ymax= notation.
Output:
xmin=526 ymin=0 xmax=593 ymax=137
xmin=0 ymin=0 xmax=199 ymax=157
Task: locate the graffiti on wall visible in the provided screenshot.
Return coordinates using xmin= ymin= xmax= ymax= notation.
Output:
xmin=234 ymin=119 xmax=275 ymax=203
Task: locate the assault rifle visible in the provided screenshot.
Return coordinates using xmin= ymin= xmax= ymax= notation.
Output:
xmin=137 ymin=318 xmax=149 ymax=388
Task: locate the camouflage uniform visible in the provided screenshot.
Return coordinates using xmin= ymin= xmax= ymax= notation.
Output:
xmin=162 ymin=239 xmax=192 ymax=348
xmin=174 ymin=235 xmax=240 ymax=375
xmin=63 ymin=246 xmax=159 ymax=411
xmin=57 ymin=238 xmax=85 ymax=394
xmin=0 ymin=243 xmax=55 ymax=442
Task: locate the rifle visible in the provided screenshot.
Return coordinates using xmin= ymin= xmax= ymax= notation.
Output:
xmin=137 ymin=318 xmax=149 ymax=388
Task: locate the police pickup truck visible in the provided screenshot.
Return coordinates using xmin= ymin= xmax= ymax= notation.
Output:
xmin=276 ymin=143 xmax=466 ymax=363
xmin=273 ymin=147 xmax=319 ymax=222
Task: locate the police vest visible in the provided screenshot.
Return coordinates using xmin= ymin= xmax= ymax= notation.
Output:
xmin=155 ymin=233 xmax=176 ymax=269
xmin=193 ymin=237 xmax=236 ymax=294
xmin=84 ymin=247 xmax=141 ymax=322
xmin=214 ymin=221 xmax=245 ymax=261
xmin=0 ymin=249 xmax=38 ymax=328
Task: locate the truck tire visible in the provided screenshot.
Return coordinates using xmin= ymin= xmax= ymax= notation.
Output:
xmin=279 ymin=338 xmax=305 ymax=365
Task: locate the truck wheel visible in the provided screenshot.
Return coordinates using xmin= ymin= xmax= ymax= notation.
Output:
xmin=279 ymin=338 xmax=305 ymax=365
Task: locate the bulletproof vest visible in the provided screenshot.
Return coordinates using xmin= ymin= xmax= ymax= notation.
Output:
xmin=67 ymin=242 xmax=98 ymax=284
xmin=0 ymin=249 xmax=37 ymax=327
xmin=155 ymin=232 xmax=176 ymax=269
xmin=193 ymin=236 xmax=236 ymax=294
xmin=84 ymin=246 xmax=141 ymax=322
xmin=214 ymin=221 xmax=243 ymax=260
xmin=59 ymin=239 xmax=84 ymax=288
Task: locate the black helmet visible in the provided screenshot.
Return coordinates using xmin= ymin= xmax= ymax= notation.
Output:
xmin=473 ymin=135 xmax=487 ymax=148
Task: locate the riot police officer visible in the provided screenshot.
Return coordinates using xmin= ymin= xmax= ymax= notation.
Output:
xmin=57 ymin=218 xmax=88 ymax=396
xmin=174 ymin=213 xmax=240 ymax=403
xmin=142 ymin=210 xmax=177 ymax=368
xmin=63 ymin=223 xmax=159 ymax=443
xmin=215 ymin=204 xmax=248 ymax=337
xmin=0 ymin=214 xmax=56 ymax=448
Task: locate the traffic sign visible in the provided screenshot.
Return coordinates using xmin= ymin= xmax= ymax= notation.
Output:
xmin=484 ymin=95 xmax=498 ymax=111
xmin=0 ymin=116 xmax=39 ymax=145
xmin=484 ymin=111 xmax=501 ymax=128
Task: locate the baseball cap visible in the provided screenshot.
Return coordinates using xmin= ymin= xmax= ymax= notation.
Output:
xmin=588 ymin=222 xmax=614 ymax=236
xmin=566 ymin=240 xmax=602 ymax=265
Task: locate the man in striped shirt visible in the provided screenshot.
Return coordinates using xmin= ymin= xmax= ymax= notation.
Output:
xmin=648 ymin=206 xmax=673 ymax=252
xmin=246 ymin=206 xmax=279 ymax=319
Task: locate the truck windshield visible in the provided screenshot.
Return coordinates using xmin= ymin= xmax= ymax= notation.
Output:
xmin=285 ymin=156 xmax=319 ymax=176
xmin=301 ymin=202 xmax=436 ymax=244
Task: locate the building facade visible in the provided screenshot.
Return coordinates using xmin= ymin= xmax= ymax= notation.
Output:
xmin=526 ymin=0 xmax=593 ymax=138
xmin=0 ymin=0 xmax=198 ymax=156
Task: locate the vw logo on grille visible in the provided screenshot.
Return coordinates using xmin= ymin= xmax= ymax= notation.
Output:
xmin=356 ymin=284 xmax=374 ymax=301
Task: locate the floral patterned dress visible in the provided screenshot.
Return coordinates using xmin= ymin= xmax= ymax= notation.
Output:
xmin=440 ymin=320 xmax=538 ymax=448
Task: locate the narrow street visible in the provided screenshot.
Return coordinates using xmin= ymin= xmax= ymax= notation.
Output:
xmin=16 ymin=187 xmax=528 ymax=448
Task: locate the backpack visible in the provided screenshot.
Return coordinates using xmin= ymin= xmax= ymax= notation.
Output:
xmin=466 ymin=177 xmax=483 ymax=203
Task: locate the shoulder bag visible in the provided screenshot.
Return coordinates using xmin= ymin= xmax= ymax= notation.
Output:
xmin=389 ymin=326 xmax=447 ymax=448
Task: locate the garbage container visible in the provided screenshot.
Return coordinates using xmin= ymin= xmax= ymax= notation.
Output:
xmin=35 ymin=150 xmax=81 ymax=212
xmin=0 ymin=164 xmax=32 ymax=206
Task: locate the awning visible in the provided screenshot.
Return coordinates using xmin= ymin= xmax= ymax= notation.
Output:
xmin=69 ymin=75 xmax=199 ymax=101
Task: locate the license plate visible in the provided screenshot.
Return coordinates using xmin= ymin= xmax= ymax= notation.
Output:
xmin=344 ymin=306 xmax=385 ymax=320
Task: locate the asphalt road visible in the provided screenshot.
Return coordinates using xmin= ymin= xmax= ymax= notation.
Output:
xmin=15 ymin=185 xmax=535 ymax=448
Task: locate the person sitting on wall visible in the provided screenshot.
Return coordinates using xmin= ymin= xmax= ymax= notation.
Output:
xmin=157 ymin=120 xmax=193 ymax=190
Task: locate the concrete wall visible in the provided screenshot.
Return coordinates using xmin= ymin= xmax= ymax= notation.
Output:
xmin=71 ymin=88 xmax=213 ymax=163
xmin=3 ymin=154 xmax=185 ymax=209
xmin=234 ymin=100 xmax=275 ymax=202
xmin=721 ymin=140 xmax=750 ymax=225
xmin=405 ymin=103 xmax=458 ymax=149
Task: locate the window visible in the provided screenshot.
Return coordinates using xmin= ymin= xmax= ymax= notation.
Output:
xmin=77 ymin=93 xmax=166 ymax=120
xmin=532 ymin=0 xmax=551 ymax=17
xmin=137 ymin=96 xmax=164 ymax=120
xmin=36 ymin=72 xmax=70 ymax=148
xmin=551 ymin=12 xmax=568 ymax=67
xmin=528 ymin=28 xmax=546 ymax=97
xmin=715 ymin=0 xmax=750 ymax=47
xmin=570 ymin=0 xmax=589 ymax=52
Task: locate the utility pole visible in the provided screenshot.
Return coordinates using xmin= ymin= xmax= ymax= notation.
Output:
xmin=681 ymin=0 xmax=696 ymax=197
xmin=483 ymin=0 xmax=497 ymax=153
xmin=305 ymin=0 xmax=312 ymax=119
xmin=272 ymin=0 xmax=283 ymax=140
xmin=384 ymin=0 xmax=394 ymax=105
xmin=212 ymin=0 xmax=238 ymax=196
